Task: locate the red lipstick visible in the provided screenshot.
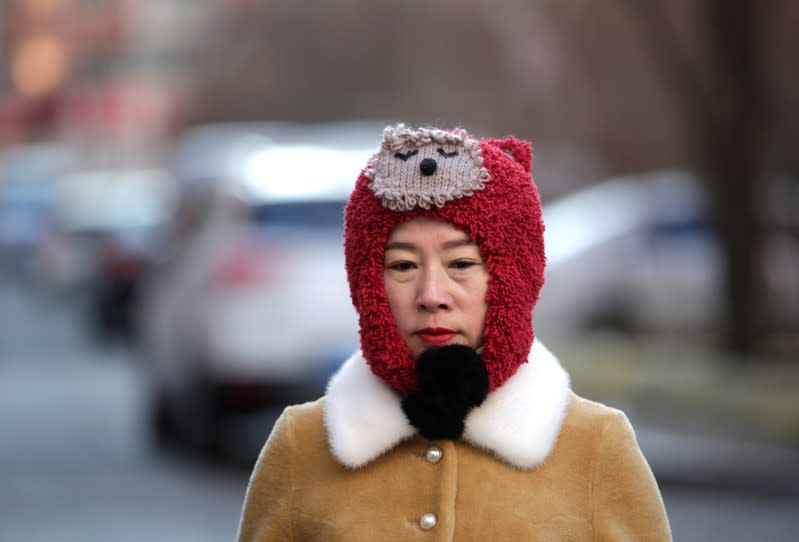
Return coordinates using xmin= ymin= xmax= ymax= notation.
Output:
xmin=416 ymin=327 xmax=457 ymax=345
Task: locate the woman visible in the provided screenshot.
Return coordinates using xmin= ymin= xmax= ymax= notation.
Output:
xmin=237 ymin=124 xmax=672 ymax=541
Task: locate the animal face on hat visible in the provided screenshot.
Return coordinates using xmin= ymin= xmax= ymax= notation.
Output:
xmin=365 ymin=126 xmax=490 ymax=211
xmin=344 ymin=124 xmax=545 ymax=394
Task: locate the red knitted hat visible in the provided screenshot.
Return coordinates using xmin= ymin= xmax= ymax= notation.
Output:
xmin=344 ymin=124 xmax=545 ymax=393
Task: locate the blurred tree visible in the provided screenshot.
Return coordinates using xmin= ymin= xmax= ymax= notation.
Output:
xmin=622 ymin=0 xmax=786 ymax=356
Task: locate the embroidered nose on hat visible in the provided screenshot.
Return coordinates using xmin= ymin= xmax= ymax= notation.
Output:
xmin=419 ymin=158 xmax=437 ymax=176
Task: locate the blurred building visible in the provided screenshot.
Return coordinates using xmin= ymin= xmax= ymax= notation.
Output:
xmin=0 ymin=0 xmax=200 ymax=166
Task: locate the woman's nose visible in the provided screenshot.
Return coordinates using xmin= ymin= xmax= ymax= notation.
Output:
xmin=416 ymin=268 xmax=450 ymax=311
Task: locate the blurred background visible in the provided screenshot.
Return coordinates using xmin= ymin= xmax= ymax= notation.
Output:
xmin=1 ymin=0 xmax=798 ymax=540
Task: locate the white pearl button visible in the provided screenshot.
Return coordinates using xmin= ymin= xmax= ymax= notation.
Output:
xmin=419 ymin=513 xmax=437 ymax=530
xmin=425 ymin=446 xmax=443 ymax=464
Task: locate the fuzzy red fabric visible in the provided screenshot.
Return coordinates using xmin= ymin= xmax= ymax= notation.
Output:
xmin=344 ymin=129 xmax=545 ymax=393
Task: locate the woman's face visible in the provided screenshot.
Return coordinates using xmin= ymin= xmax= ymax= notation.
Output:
xmin=383 ymin=217 xmax=489 ymax=359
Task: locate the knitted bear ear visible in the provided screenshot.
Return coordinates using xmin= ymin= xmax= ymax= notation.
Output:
xmin=486 ymin=137 xmax=533 ymax=172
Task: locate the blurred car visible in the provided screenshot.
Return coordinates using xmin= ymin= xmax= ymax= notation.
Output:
xmin=0 ymin=143 xmax=76 ymax=282
xmin=47 ymin=168 xmax=176 ymax=340
xmin=139 ymin=121 xmax=382 ymax=454
xmin=535 ymin=170 xmax=799 ymax=339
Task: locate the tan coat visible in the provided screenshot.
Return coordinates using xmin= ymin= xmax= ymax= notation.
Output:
xmin=238 ymin=342 xmax=671 ymax=541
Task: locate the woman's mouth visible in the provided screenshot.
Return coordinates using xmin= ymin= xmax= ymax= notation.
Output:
xmin=416 ymin=327 xmax=457 ymax=345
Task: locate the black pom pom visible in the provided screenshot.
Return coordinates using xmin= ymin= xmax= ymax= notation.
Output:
xmin=401 ymin=345 xmax=489 ymax=440
xmin=401 ymin=390 xmax=466 ymax=440
xmin=415 ymin=345 xmax=488 ymax=407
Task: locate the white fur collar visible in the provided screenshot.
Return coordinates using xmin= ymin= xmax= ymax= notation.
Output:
xmin=323 ymin=340 xmax=571 ymax=470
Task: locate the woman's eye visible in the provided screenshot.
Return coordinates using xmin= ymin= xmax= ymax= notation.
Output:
xmin=437 ymin=148 xmax=459 ymax=158
xmin=451 ymin=259 xmax=477 ymax=270
xmin=388 ymin=261 xmax=415 ymax=272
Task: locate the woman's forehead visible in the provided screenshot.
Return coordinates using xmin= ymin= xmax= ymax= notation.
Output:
xmin=385 ymin=217 xmax=477 ymax=250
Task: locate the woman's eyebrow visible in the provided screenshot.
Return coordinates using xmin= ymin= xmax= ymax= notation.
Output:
xmin=384 ymin=241 xmax=415 ymax=252
xmin=384 ymin=238 xmax=476 ymax=252
xmin=442 ymin=238 xmax=477 ymax=250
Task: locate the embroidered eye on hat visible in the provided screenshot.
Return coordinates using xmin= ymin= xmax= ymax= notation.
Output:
xmin=344 ymin=124 xmax=546 ymax=393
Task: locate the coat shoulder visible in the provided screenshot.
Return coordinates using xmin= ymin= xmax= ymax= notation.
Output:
xmin=565 ymin=391 xmax=628 ymax=428
xmin=554 ymin=391 xmax=636 ymax=462
xmin=278 ymin=397 xmax=327 ymax=444
xmin=283 ymin=397 xmax=326 ymax=421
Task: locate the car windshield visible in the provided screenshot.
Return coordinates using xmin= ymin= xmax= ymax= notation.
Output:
xmin=248 ymin=200 xmax=345 ymax=229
